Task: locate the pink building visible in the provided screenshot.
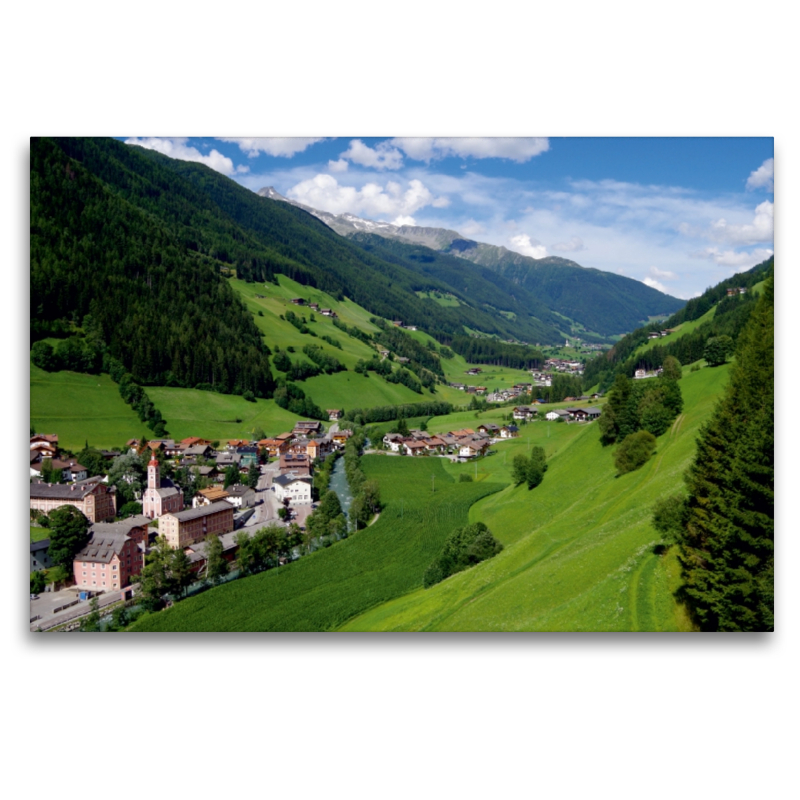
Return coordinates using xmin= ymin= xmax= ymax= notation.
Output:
xmin=73 ymin=515 xmax=151 ymax=591
xmin=30 ymin=477 xmax=116 ymax=522
xmin=142 ymin=456 xmax=184 ymax=519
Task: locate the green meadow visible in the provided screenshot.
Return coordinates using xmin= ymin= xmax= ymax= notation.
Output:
xmin=632 ymin=305 xmax=717 ymax=359
xmin=30 ymin=363 xmax=151 ymax=451
xmin=129 ymin=457 xmax=502 ymax=631
xmin=341 ymin=364 xmax=731 ymax=631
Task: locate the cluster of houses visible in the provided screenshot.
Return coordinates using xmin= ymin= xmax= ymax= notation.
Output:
xmin=634 ymin=367 xmax=663 ymax=380
xmin=290 ymin=297 xmax=337 ymax=317
xmin=383 ymin=421 xmax=520 ymax=460
xmin=29 ymin=421 xmax=354 ymax=596
xmin=486 ymin=384 xmax=534 ymax=403
xmin=543 ymin=358 xmax=584 ymax=376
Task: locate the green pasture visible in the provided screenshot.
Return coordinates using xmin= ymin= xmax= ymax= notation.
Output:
xmin=632 ymin=306 xmax=716 ymax=359
xmin=341 ymin=364 xmax=731 ymax=631
xmin=128 ymin=456 xmax=502 ymax=631
xmin=415 ymin=290 xmax=462 ymax=307
xmin=302 ymin=370 xmax=433 ymax=411
xmin=30 ymin=363 xmax=151 ymax=451
xmin=146 ymin=386 xmax=302 ymax=442
xmin=30 ymin=526 xmax=50 ymax=543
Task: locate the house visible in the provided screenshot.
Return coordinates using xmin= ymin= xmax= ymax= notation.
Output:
xmin=72 ymin=516 xmax=151 ymax=591
xmin=571 ymin=408 xmax=590 ymax=421
xmin=396 ymin=357 xmax=410 ymax=364
xmin=30 ymin=459 xmax=88 ymax=482
xmin=193 ymin=487 xmax=231 ymax=508
xmin=273 ymin=474 xmax=312 ymax=504
xmin=280 ymin=453 xmax=311 ymax=476
xmin=405 ymin=325 xmax=418 ymax=331
xmin=307 ymin=438 xmax=331 ymax=461
xmin=30 ymin=539 xmax=53 ymax=572
xmin=181 ymin=437 xmax=212 ymax=449
xmin=500 ymin=425 xmax=519 ymax=438
xmin=258 ymin=437 xmax=292 ymax=458
xmin=425 ymin=436 xmax=447 ymax=453
xmin=142 ymin=455 xmax=184 ymax=519
xmin=320 ymin=309 xmax=337 ymax=317
xmin=182 ymin=444 xmax=213 ymax=460
xmin=332 ymin=430 xmax=352 ymax=448
xmin=545 ymin=409 xmax=571 ymax=421
xmin=309 ymin=303 xmax=320 ymax=311
xmin=216 ymin=452 xmax=242 ymax=469
xmin=291 ymin=297 xmax=306 ymax=305
xmin=30 ymin=477 xmax=116 ymax=522
xmin=184 ymin=531 xmax=239 ymax=576
xmin=403 ymin=440 xmax=428 ymax=457
xmin=383 ymin=433 xmax=405 ymax=452
xmin=327 ymin=409 xmax=343 ymax=420
xmin=293 ymin=420 xmax=322 ymax=436
xmin=477 ymin=423 xmax=500 ymax=436
xmin=226 ymin=439 xmax=250 ymax=450
xmin=513 ymin=406 xmax=536 ymax=421
xmin=458 ymin=440 xmax=488 ymax=459
xmin=392 ymin=320 xmax=403 ymax=326
xmin=236 ymin=446 xmax=259 ymax=468
xmin=224 ymin=484 xmax=257 ymax=509
xmin=379 ymin=349 xmax=390 ymax=359
xmin=159 ymin=502 xmax=235 ymax=549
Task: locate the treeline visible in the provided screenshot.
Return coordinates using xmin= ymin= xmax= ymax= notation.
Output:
xmin=342 ymin=430 xmax=382 ymax=530
xmin=423 ymin=522 xmax=503 ymax=588
xmin=31 ymin=137 xmax=275 ymax=396
xmin=370 ymin=318 xmax=445 ymax=377
xmin=652 ymin=276 xmax=774 ymax=631
xmin=583 ymin=257 xmax=773 ymax=391
xmin=273 ymin=381 xmax=327 ymax=420
xmin=449 ymin=335 xmax=545 ymax=370
xmin=344 ymin=400 xmax=454 ymax=425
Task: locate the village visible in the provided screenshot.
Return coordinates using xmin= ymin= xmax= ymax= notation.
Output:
xmin=28 ymin=414 xmax=355 ymax=629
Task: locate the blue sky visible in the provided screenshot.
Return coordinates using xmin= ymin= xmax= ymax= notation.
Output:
xmin=123 ymin=136 xmax=774 ymax=300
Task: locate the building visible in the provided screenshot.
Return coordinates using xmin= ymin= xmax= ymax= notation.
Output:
xmin=30 ymin=477 xmax=116 ymax=522
xmin=30 ymin=539 xmax=53 ymax=572
xmin=279 ymin=453 xmax=311 ymax=476
xmin=545 ymin=409 xmax=571 ymax=421
xmin=193 ymin=487 xmax=231 ymax=507
xmin=258 ymin=437 xmax=292 ymax=459
xmin=327 ymin=409 xmax=342 ymax=420
xmin=273 ymin=474 xmax=312 ymax=504
xmin=72 ymin=516 xmax=151 ymax=591
xmin=500 ymin=425 xmax=519 ymax=438
xmin=293 ymin=420 xmax=322 ymax=436
xmin=142 ymin=456 xmax=184 ymax=519
xmin=30 ymin=458 xmax=88 ymax=482
xmin=159 ymin=502 xmax=235 ymax=549
xmin=225 ymin=484 xmax=257 ymax=508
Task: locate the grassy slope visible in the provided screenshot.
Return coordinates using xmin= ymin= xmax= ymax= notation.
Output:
xmin=631 ymin=305 xmax=717 ymax=359
xmin=341 ymin=363 xmax=731 ymax=631
xmin=30 ymin=363 xmax=151 ymax=451
xmin=128 ymin=457 xmax=502 ymax=631
xmin=30 ymin=527 xmax=49 ymax=543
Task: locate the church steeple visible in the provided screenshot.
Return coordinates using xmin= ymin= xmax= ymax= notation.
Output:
xmin=147 ymin=455 xmax=160 ymax=490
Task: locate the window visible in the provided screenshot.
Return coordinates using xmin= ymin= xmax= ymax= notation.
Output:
xmin=113 ymin=565 xmax=117 ymax=570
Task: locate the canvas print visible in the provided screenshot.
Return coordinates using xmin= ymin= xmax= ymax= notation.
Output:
xmin=29 ymin=137 xmax=774 ymax=632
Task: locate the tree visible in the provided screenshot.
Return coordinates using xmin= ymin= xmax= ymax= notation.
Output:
xmin=40 ymin=457 xmax=61 ymax=485
xmin=704 ymin=334 xmax=734 ymax=366
xmin=660 ymin=355 xmax=682 ymax=380
xmin=246 ymin=462 xmax=260 ymax=489
xmin=511 ymin=454 xmax=529 ymax=486
xmin=79 ymin=597 xmax=102 ymax=632
xmin=204 ymin=533 xmax=229 ymax=586
xmin=117 ymin=501 xmax=143 ymax=518
xmin=47 ymin=505 xmax=90 ymax=570
xmin=526 ymin=446 xmax=547 ymax=489
xmin=614 ymin=431 xmax=657 ymax=475
xmin=424 ymin=522 xmax=503 ymax=587
xmin=224 ymin=464 xmax=239 ymax=488
xmin=676 ymin=276 xmax=773 ymax=631
xmin=30 ymin=571 xmax=46 ymax=594
xmin=138 ymin=536 xmax=194 ymax=609
xmin=394 ymin=417 xmax=409 ymax=437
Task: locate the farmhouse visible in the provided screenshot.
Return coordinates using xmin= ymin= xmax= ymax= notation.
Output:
xmin=193 ymin=487 xmax=230 ymax=507
xmin=513 ymin=406 xmax=536 ymax=421
xmin=30 ymin=477 xmax=116 ymax=522
xmin=500 ymin=425 xmax=519 ymax=438
xmin=258 ymin=437 xmax=292 ymax=458
xmin=293 ymin=420 xmax=322 ymax=436
xmin=545 ymin=410 xmax=571 ymax=421
xmin=225 ymin=483 xmax=257 ymax=509
xmin=403 ymin=440 xmax=428 ymax=457
xmin=327 ymin=409 xmax=342 ymax=420
xmin=159 ymin=502 xmax=235 ymax=549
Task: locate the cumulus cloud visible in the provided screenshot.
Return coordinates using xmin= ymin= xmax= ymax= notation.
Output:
xmin=690 ymin=247 xmax=774 ymax=268
xmin=746 ymin=158 xmax=774 ymax=192
xmin=286 ymin=174 xmax=445 ymax=220
xmin=680 ymin=200 xmax=773 ymax=246
xmin=217 ymin=137 xmax=324 ymax=158
xmin=340 ymin=139 xmax=404 ymax=170
xmin=643 ymin=277 xmax=668 ymax=293
xmin=392 ymin=215 xmax=416 ymax=227
xmin=509 ymin=234 xmax=547 ymax=259
xmin=648 ymin=266 xmax=678 ymax=281
xmin=551 ymin=236 xmax=585 ymax=252
xmin=391 ymin=137 xmax=550 ymax=163
xmin=327 ymin=158 xmax=349 ymax=173
xmin=460 ymin=219 xmax=486 ymax=237
xmin=125 ymin=137 xmax=248 ymax=176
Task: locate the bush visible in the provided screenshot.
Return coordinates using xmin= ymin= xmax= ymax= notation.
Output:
xmin=614 ymin=431 xmax=657 ymax=474
xmin=458 ymin=473 xmax=474 ymax=482
xmin=30 ymin=571 xmax=46 ymax=594
xmin=423 ymin=522 xmax=503 ymax=588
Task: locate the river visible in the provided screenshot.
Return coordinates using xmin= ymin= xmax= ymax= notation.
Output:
xmin=326 ymin=455 xmax=353 ymax=526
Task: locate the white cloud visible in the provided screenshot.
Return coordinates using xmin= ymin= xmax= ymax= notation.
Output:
xmin=551 ymin=236 xmax=585 ymax=252
xmin=124 ymin=137 xmax=247 ymax=176
xmin=340 ymin=139 xmax=404 ymax=170
xmin=391 ymin=137 xmax=550 ymax=163
xmin=392 ymin=215 xmax=416 ymax=226
xmin=643 ymin=277 xmax=668 ymax=293
xmin=286 ymin=173 xmax=444 ymax=220
xmin=460 ymin=219 xmax=486 ymax=237
xmin=648 ymin=266 xmax=677 ymax=281
xmin=746 ymin=158 xmax=774 ymax=192
xmin=690 ymin=247 xmax=774 ymax=268
xmin=327 ymin=158 xmax=349 ymax=173
xmin=217 ymin=137 xmax=324 ymax=158
xmin=509 ymin=234 xmax=547 ymax=259
xmin=709 ymin=200 xmax=774 ymax=245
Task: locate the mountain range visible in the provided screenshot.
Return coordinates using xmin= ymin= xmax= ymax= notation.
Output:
xmin=258 ymin=186 xmax=685 ymax=337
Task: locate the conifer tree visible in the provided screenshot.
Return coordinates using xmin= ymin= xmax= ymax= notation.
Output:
xmin=677 ymin=276 xmax=774 ymax=631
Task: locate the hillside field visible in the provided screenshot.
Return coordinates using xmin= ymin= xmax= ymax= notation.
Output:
xmin=128 ymin=457 xmax=502 ymax=631
xmin=342 ymin=363 xmax=731 ymax=631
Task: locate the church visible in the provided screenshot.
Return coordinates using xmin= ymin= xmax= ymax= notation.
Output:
xmin=141 ymin=455 xmax=184 ymax=519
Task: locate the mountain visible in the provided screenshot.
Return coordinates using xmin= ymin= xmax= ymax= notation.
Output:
xmin=258 ymin=187 xmax=685 ymax=337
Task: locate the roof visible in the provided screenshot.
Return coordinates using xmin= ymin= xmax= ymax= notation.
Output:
xmin=226 ymin=483 xmax=255 ymax=497
xmin=155 ymin=487 xmax=181 ymax=499
xmin=198 ymin=487 xmax=230 ymax=501
xmin=183 ymin=444 xmax=211 ymax=456
xmin=273 ymin=473 xmax=312 ymax=487
xmin=30 ymin=539 xmax=51 ymax=552
xmin=165 ymin=501 xmax=234 ymax=522
xmin=29 ymin=476 xmax=108 ymax=500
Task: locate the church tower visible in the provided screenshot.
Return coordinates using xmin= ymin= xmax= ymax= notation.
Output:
xmin=147 ymin=455 xmax=160 ymax=490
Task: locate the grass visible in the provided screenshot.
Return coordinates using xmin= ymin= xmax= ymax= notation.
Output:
xmin=30 ymin=363 xmax=151 ymax=451
xmin=146 ymin=386 xmax=302 ymax=441
xmin=128 ymin=457 xmax=502 ymax=631
xmin=340 ymin=364 xmax=730 ymax=631
xmin=631 ymin=305 xmax=716 ymax=359
xmin=30 ymin=526 xmax=49 ymax=543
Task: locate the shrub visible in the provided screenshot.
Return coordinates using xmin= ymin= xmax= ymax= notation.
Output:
xmin=458 ymin=473 xmax=474 ymax=482
xmin=614 ymin=431 xmax=657 ymax=474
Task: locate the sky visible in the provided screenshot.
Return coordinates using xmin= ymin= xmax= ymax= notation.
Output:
xmin=121 ymin=136 xmax=773 ymax=300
